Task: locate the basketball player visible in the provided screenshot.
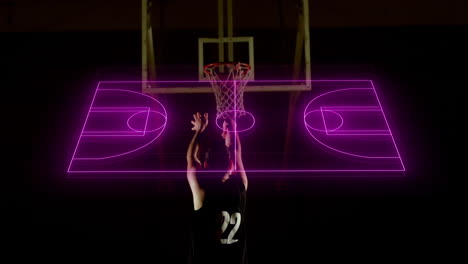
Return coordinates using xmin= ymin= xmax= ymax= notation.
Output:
xmin=187 ymin=112 xmax=248 ymax=264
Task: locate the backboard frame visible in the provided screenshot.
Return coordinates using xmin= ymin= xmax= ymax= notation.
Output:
xmin=198 ymin=37 xmax=255 ymax=81
xmin=141 ymin=0 xmax=312 ymax=92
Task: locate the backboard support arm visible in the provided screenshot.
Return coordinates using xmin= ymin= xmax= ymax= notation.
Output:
xmin=142 ymin=0 xmax=156 ymax=91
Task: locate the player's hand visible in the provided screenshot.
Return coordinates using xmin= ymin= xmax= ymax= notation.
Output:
xmin=191 ymin=112 xmax=203 ymax=132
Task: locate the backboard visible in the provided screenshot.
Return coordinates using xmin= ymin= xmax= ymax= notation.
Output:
xmin=141 ymin=0 xmax=311 ymax=88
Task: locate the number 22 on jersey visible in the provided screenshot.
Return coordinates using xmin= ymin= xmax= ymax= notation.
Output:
xmin=219 ymin=211 xmax=241 ymax=245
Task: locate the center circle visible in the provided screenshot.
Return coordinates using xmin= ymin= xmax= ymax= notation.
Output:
xmin=215 ymin=110 xmax=255 ymax=133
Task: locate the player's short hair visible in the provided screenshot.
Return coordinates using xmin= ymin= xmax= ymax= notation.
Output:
xmin=203 ymin=135 xmax=232 ymax=170
xmin=196 ymin=125 xmax=233 ymax=171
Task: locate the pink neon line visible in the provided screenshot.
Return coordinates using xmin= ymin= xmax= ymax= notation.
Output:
xmin=320 ymin=109 xmax=344 ymax=133
xmin=90 ymin=110 xmax=148 ymax=113
xmin=326 ymin=134 xmax=392 ymax=136
xmin=91 ymin=108 xmax=149 ymax=112
xmin=67 ymin=82 xmax=101 ymax=173
xmin=82 ymin=134 xmax=146 ymax=137
xmin=74 ymin=126 xmax=165 ymax=160
xmin=70 ymin=79 xmax=404 ymax=174
xmin=304 ymin=88 xmax=397 ymax=159
xmin=124 ymin=110 xmax=150 ymax=135
xmin=370 ymin=80 xmax=405 ymax=171
xmin=327 ymin=130 xmax=391 ymax=135
xmin=68 ymin=173 xmax=406 ymax=179
xmin=126 ymin=110 xmax=166 ymax=133
xmin=321 ymin=106 xmax=391 ymax=134
xmin=68 ymin=175 xmax=405 ymax=179
xmin=304 ymin=111 xmax=324 ymax=131
xmin=234 ymin=79 xmax=237 ymax=171
xmin=143 ymin=108 xmax=150 ymax=136
xmin=74 ymin=128 xmax=165 ymax=160
xmin=329 ymin=130 xmax=390 ymax=132
xmin=125 ymin=111 xmax=147 ymax=134
xmin=84 ymin=107 xmax=151 ymax=136
xmin=323 ymin=108 xmax=382 ymax=112
xmin=92 ymin=107 xmax=150 ymax=109
xmin=97 ymin=89 xmax=167 ymax=118
xmin=321 ymin=106 xmax=380 ymax=109
xmin=304 ymin=110 xmax=344 ymax=133
xmin=99 ymin=79 xmax=373 ymax=84
xmin=68 ymin=169 xmax=405 ymax=173
xmin=320 ymin=107 xmax=329 ymax=135
xmin=84 ymin=131 xmax=144 ymax=134
xmin=215 ymin=110 xmax=255 ymax=132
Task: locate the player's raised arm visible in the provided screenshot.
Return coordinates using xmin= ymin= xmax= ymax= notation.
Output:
xmin=187 ymin=112 xmax=207 ymax=210
xmin=231 ymin=119 xmax=248 ymax=191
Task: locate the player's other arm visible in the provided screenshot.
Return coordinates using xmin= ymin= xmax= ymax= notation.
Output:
xmin=232 ymin=121 xmax=248 ymax=191
xmin=187 ymin=113 xmax=206 ymax=210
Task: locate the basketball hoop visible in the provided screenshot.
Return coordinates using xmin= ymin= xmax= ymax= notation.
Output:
xmin=204 ymin=62 xmax=251 ymax=120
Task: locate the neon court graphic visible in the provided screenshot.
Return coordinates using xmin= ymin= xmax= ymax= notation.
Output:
xmin=68 ymin=80 xmax=405 ymax=177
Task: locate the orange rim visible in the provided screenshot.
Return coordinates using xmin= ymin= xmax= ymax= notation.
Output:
xmin=204 ymin=62 xmax=251 ymax=75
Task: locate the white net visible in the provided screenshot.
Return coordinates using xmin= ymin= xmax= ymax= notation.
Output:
xmin=204 ymin=63 xmax=251 ymax=120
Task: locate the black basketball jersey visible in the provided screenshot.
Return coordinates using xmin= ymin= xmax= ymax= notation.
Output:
xmin=189 ymin=174 xmax=247 ymax=264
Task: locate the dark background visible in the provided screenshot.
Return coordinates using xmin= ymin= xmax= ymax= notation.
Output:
xmin=2 ymin=0 xmax=461 ymax=262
